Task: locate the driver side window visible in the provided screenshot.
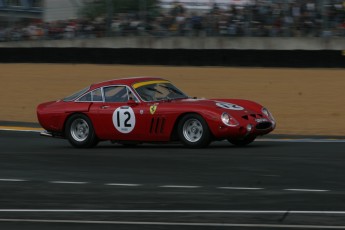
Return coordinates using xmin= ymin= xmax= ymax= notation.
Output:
xmin=103 ymin=86 xmax=129 ymax=103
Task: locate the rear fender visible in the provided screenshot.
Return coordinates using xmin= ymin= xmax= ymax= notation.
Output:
xmin=62 ymin=103 xmax=93 ymax=133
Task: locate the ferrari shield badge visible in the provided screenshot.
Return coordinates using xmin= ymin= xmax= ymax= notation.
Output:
xmin=150 ymin=104 xmax=158 ymax=115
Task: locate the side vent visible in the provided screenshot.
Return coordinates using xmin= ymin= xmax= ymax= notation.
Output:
xmin=160 ymin=118 xmax=165 ymax=133
xmin=155 ymin=117 xmax=160 ymax=133
xmin=150 ymin=117 xmax=166 ymax=134
xmin=150 ymin=118 xmax=154 ymax=133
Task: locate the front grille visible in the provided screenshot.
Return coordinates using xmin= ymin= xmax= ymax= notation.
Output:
xmin=256 ymin=122 xmax=272 ymax=130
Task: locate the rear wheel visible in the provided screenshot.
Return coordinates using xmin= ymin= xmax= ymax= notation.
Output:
xmin=65 ymin=114 xmax=98 ymax=148
xmin=178 ymin=114 xmax=211 ymax=148
xmin=228 ymin=136 xmax=256 ymax=146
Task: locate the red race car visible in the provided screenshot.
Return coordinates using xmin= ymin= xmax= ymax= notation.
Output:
xmin=37 ymin=77 xmax=275 ymax=148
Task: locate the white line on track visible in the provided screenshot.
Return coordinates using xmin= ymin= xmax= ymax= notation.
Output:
xmin=105 ymin=183 xmax=141 ymax=187
xmin=2 ymin=210 xmax=345 ymax=214
xmin=218 ymin=187 xmax=264 ymax=190
xmin=0 ymin=219 xmax=345 ymax=229
xmin=49 ymin=181 xmax=88 ymax=185
xmin=0 ymin=129 xmax=41 ymax=132
xmin=0 ymin=178 xmax=27 ymax=182
xmin=159 ymin=185 xmax=201 ymax=189
xmin=284 ymin=189 xmax=329 ymax=192
xmin=0 ymin=179 xmax=335 ymax=193
xmin=257 ymin=138 xmax=345 ymax=143
xmin=0 ymin=127 xmax=42 ymax=132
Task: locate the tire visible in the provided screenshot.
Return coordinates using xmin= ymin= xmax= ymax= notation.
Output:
xmin=178 ymin=114 xmax=211 ymax=148
xmin=65 ymin=114 xmax=98 ymax=148
xmin=228 ymin=136 xmax=256 ymax=146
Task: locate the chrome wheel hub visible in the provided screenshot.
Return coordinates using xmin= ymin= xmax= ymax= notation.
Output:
xmin=183 ymin=119 xmax=203 ymax=143
xmin=70 ymin=118 xmax=89 ymax=142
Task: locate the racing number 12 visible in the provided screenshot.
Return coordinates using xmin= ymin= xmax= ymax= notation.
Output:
xmin=113 ymin=107 xmax=136 ymax=134
xmin=117 ymin=111 xmax=131 ymax=127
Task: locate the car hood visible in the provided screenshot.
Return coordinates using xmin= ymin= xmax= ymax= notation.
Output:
xmin=169 ymin=98 xmax=260 ymax=115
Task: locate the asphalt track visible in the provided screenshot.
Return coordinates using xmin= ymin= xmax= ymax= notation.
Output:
xmin=1 ymin=128 xmax=345 ymax=229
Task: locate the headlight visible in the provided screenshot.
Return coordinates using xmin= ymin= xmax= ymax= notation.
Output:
xmin=262 ymin=107 xmax=275 ymax=122
xmin=221 ymin=113 xmax=239 ymax=127
xmin=246 ymin=124 xmax=253 ymax=132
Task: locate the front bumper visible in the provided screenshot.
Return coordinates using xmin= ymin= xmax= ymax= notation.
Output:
xmin=214 ymin=120 xmax=275 ymax=139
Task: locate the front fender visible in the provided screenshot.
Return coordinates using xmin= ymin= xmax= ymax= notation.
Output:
xmin=212 ymin=99 xmax=263 ymax=113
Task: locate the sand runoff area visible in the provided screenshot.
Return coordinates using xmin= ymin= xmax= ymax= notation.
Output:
xmin=1 ymin=64 xmax=344 ymax=136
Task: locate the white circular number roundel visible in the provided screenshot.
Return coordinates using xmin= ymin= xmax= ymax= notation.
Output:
xmin=112 ymin=106 xmax=136 ymax=133
xmin=216 ymin=102 xmax=244 ymax=111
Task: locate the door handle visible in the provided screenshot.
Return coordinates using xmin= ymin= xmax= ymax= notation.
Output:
xmin=100 ymin=105 xmax=110 ymax=109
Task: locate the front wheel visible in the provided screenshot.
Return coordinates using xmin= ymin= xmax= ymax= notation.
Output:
xmin=228 ymin=136 xmax=256 ymax=146
xmin=178 ymin=114 xmax=211 ymax=148
xmin=65 ymin=114 xmax=98 ymax=148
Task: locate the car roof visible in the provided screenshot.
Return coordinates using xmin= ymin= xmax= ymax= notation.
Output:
xmin=89 ymin=77 xmax=167 ymax=90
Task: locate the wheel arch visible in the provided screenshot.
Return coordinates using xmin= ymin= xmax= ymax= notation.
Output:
xmin=170 ymin=112 xmax=214 ymax=141
xmin=63 ymin=112 xmax=99 ymax=148
xmin=63 ymin=112 xmax=89 ymax=135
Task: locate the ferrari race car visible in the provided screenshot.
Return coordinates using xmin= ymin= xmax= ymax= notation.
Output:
xmin=37 ymin=77 xmax=275 ymax=148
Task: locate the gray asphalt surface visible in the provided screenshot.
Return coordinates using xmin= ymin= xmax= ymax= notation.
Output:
xmin=1 ymin=130 xmax=345 ymax=229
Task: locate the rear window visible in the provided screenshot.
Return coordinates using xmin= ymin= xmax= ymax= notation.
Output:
xmin=63 ymin=87 xmax=90 ymax=102
xmin=77 ymin=88 xmax=103 ymax=102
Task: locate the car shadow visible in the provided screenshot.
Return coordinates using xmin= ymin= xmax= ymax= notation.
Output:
xmin=93 ymin=141 xmax=277 ymax=149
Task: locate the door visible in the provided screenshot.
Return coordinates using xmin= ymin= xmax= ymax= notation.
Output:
xmin=93 ymin=85 xmax=145 ymax=141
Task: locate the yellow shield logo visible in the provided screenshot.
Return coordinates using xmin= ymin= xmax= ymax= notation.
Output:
xmin=150 ymin=105 xmax=157 ymax=115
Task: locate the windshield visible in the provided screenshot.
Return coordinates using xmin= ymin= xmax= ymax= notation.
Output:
xmin=63 ymin=87 xmax=90 ymax=102
xmin=133 ymin=81 xmax=188 ymax=102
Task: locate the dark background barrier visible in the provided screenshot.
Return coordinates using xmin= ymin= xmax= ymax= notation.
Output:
xmin=0 ymin=48 xmax=344 ymax=67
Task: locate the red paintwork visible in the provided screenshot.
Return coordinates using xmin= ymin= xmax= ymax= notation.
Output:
xmin=37 ymin=77 xmax=275 ymax=142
